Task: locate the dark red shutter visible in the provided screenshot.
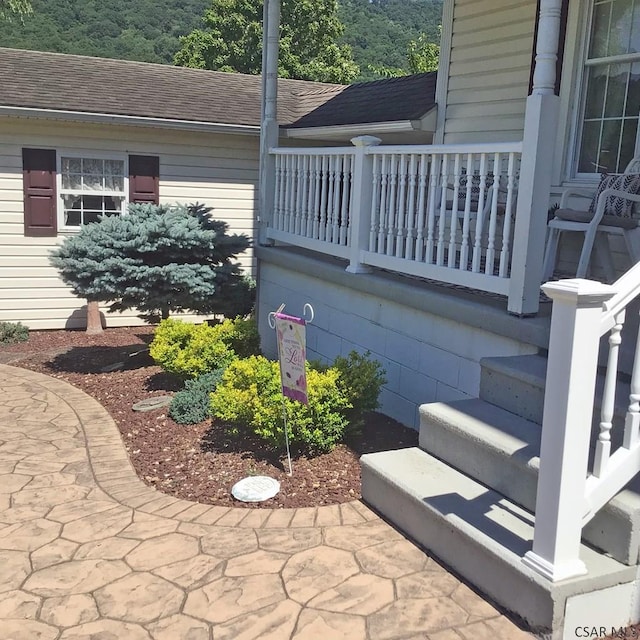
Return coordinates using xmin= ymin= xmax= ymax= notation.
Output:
xmin=22 ymin=148 xmax=57 ymax=237
xmin=129 ymin=155 xmax=159 ymax=204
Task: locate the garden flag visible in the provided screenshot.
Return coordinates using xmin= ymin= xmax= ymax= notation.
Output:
xmin=274 ymin=312 xmax=308 ymax=404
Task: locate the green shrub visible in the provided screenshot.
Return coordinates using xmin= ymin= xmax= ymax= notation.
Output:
xmin=0 ymin=321 xmax=29 ymax=344
xmin=209 ymin=355 xmax=351 ymax=454
xmin=208 ymin=315 xmax=260 ymax=358
xmin=150 ymin=317 xmax=260 ymax=379
xmin=332 ymin=350 xmax=386 ymax=430
xmin=169 ymin=369 xmax=225 ymax=424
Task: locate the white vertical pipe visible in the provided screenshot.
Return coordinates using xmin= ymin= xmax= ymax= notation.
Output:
xmin=258 ymin=0 xmax=280 ymax=244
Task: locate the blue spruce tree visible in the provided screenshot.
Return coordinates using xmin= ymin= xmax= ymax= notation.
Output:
xmin=50 ymin=203 xmax=254 ymax=322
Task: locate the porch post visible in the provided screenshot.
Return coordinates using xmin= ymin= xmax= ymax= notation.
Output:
xmin=523 ymin=279 xmax=615 ymax=582
xmin=507 ymin=0 xmax=563 ymax=315
xmin=346 ymin=135 xmax=381 ymax=274
xmin=258 ymin=0 xmax=280 ymax=245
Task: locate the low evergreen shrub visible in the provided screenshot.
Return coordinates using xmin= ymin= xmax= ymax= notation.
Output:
xmin=0 ymin=321 xmax=29 ymax=344
xmin=169 ymin=369 xmax=225 ymax=424
xmin=209 ymin=355 xmax=351 ymax=454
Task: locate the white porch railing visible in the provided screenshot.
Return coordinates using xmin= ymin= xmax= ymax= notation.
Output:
xmin=524 ymin=265 xmax=640 ymax=581
xmin=267 ymin=138 xmax=522 ymax=300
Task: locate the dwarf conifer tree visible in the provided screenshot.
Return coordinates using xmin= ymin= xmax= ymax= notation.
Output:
xmin=50 ymin=203 xmax=254 ymax=322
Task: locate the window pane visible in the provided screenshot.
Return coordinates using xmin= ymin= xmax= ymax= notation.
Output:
xmin=601 ymin=119 xmax=623 ymax=172
xmin=61 ymin=157 xmax=81 ymax=174
xmin=609 ymin=0 xmax=633 ymax=56
xmin=105 ymin=159 xmax=124 ymax=176
xmin=62 ymin=173 xmax=82 ymax=190
xmin=604 ymin=64 xmax=629 ymax=117
xmin=621 ymin=119 xmax=638 ymax=168
xmin=104 ymin=175 xmax=124 ymax=191
xmin=627 ymin=61 xmax=640 ymax=116
xmin=584 ymin=66 xmax=608 ymax=119
xmin=590 ymin=1 xmax=612 ymax=58
xmin=579 ymin=120 xmax=603 ymax=173
xmin=84 ymin=212 xmax=101 ymax=224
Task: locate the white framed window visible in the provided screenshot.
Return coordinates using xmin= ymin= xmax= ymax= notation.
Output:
xmin=57 ymin=153 xmax=128 ymax=229
xmin=574 ymin=0 xmax=640 ymax=176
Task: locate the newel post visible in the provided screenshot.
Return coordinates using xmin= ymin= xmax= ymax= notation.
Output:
xmin=346 ymin=135 xmax=381 ymax=274
xmin=523 ymin=279 xmax=615 ymax=581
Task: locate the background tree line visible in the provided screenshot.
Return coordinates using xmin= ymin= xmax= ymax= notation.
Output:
xmin=0 ymin=0 xmax=442 ymax=83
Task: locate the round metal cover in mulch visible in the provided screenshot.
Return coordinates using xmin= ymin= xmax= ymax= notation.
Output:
xmin=231 ymin=476 xmax=281 ymax=502
xmin=131 ymin=396 xmax=173 ymax=412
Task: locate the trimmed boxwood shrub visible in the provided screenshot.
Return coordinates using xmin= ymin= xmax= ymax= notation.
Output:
xmin=149 ymin=316 xmax=260 ymax=380
xmin=209 ymin=355 xmax=351 ymax=454
xmin=332 ymin=350 xmax=387 ymax=432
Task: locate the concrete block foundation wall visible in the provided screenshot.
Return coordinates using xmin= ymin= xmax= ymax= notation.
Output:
xmin=256 ymin=247 xmax=542 ymax=429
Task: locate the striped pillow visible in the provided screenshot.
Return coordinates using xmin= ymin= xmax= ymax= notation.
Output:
xmin=589 ymin=173 xmax=640 ymax=218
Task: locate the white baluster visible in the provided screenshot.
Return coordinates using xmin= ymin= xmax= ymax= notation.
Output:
xmin=294 ymin=154 xmax=303 ymax=235
xmin=284 ymin=155 xmax=293 ymax=233
xmin=425 ymin=154 xmax=440 ymax=263
xmin=414 ymin=154 xmax=429 ymax=261
xmin=331 ymin=155 xmax=341 ymax=243
xmin=312 ymin=156 xmax=321 ymax=239
xmin=471 ymin=154 xmax=488 ymax=272
xmin=274 ymin=156 xmax=283 ymax=230
xmin=319 ymin=155 xmax=328 ymax=242
xmin=484 ymin=152 xmax=501 ymax=274
xmin=594 ymin=311 xmax=625 ymax=478
xmin=448 ymin=154 xmax=461 ymax=268
xmin=370 ymin=155 xmax=381 ymax=252
xmin=459 ymin=153 xmax=474 ymax=270
xmin=499 ymin=153 xmax=517 ymax=277
xmin=378 ymin=155 xmax=389 ymax=254
xmin=339 ymin=154 xmax=350 ymax=246
xmin=396 ymin=154 xmax=408 ymax=258
xmin=406 ymin=154 xmax=418 ymax=260
xmin=386 ymin=155 xmax=398 ymax=256
xmin=623 ymin=316 xmax=640 ymax=449
xmin=436 ymin=154 xmax=449 ymax=266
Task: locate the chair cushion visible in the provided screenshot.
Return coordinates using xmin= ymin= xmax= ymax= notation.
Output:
xmin=588 ymin=173 xmax=640 ymax=217
xmin=555 ymin=208 xmax=639 ymax=229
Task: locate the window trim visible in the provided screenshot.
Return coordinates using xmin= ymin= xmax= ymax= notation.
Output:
xmin=56 ymin=150 xmax=129 ymax=233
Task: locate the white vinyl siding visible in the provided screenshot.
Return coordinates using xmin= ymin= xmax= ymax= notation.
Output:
xmin=0 ymin=117 xmax=259 ymax=330
xmin=443 ymin=0 xmax=537 ymax=143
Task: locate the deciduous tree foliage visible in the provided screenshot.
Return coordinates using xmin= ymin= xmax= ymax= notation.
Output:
xmin=50 ymin=203 xmax=254 ymax=322
xmin=0 ymin=0 xmax=32 ymax=20
xmin=174 ymin=0 xmax=359 ymax=84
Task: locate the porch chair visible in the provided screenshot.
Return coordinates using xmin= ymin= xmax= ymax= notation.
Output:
xmin=542 ymin=157 xmax=640 ymax=281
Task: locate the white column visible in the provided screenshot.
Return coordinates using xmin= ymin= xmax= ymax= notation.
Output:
xmin=508 ymin=0 xmax=563 ymax=315
xmin=523 ymin=279 xmax=615 ymax=582
xmin=346 ymin=135 xmax=381 ymax=274
xmin=258 ymin=0 xmax=280 ymax=245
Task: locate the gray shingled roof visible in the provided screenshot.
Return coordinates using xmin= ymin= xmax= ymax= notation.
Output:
xmin=0 ymin=48 xmax=435 ymax=129
xmin=286 ymin=72 xmax=437 ymax=129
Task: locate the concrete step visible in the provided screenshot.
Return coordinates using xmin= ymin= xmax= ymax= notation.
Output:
xmin=480 ymin=354 xmax=547 ymax=424
xmin=419 ymin=398 xmax=640 ymax=565
xmin=361 ymin=447 xmax=637 ymax=638
xmin=480 ymin=354 xmax=631 ymax=427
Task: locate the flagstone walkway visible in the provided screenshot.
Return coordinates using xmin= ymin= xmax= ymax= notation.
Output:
xmin=0 ymin=363 xmax=535 ymax=640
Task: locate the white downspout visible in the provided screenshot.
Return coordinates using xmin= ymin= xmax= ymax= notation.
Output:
xmin=258 ymin=0 xmax=280 ymax=245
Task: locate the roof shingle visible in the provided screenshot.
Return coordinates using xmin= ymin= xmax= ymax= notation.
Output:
xmin=0 ymin=48 xmax=436 ymax=130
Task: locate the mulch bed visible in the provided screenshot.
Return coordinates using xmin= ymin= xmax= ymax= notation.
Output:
xmin=1 ymin=326 xmax=418 ymax=509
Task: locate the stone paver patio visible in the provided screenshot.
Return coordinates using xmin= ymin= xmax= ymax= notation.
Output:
xmin=0 ymin=363 xmax=535 ymax=640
